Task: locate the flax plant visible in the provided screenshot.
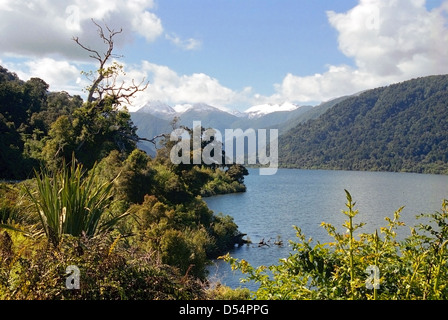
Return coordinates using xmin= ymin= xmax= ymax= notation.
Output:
xmin=25 ymin=158 xmax=128 ymax=246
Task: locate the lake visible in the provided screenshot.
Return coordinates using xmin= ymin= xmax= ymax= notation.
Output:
xmin=204 ymin=168 xmax=448 ymax=289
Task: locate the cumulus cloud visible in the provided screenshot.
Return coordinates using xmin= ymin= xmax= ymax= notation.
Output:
xmin=2 ymin=55 xmax=249 ymax=110
xmin=132 ymin=10 xmax=163 ymax=42
xmin=329 ymin=0 xmax=448 ymax=77
xmin=4 ymin=58 xmax=89 ymax=96
xmin=264 ymin=0 xmax=448 ymax=104
xmin=0 ymin=0 xmax=163 ymax=60
xmin=128 ymin=61 xmax=252 ymax=111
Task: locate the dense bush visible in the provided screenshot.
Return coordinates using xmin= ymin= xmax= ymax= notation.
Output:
xmin=129 ymin=193 xmax=240 ymax=279
xmin=0 ymin=147 xmax=244 ymax=298
xmin=0 ymin=232 xmax=205 ymax=300
xmin=201 ymin=167 xmax=247 ymax=197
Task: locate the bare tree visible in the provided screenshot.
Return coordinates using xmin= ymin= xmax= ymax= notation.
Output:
xmin=73 ymin=19 xmax=148 ymax=106
xmin=72 ymin=20 xmax=171 ymax=151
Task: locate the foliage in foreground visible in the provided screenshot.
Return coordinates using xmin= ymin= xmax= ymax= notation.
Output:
xmin=222 ymin=190 xmax=448 ymax=300
xmin=0 ymin=146 xmax=244 ymax=299
xmin=0 ymin=232 xmax=205 ymax=300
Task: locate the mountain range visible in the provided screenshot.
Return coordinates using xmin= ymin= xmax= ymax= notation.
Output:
xmin=130 ymin=95 xmax=365 ymax=157
xmin=131 ymin=100 xmax=317 ymax=155
xmin=132 ymin=74 xmax=448 ymax=174
xmin=135 ymin=100 xmax=307 ymax=120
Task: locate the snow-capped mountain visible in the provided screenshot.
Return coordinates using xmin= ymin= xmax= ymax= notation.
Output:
xmin=173 ymin=103 xmax=226 ymax=114
xmin=131 ymin=99 xmax=336 ymax=157
xmin=136 ymin=101 xmax=176 ymax=119
xmin=136 ymin=101 xmax=231 ymax=119
xmin=173 ymin=103 xmax=193 ymax=113
xmin=228 ymin=110 xmax=247 ymax=118
xmin=244 ymin=102 xmax=301 ymax=119
xmin=136 ymin=100 xmax=302 ymax=119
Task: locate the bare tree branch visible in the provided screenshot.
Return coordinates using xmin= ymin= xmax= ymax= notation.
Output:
xmin=72 ymin=36 xmax=102 ymax=62
xmin=138 ymin=133 xmax=167 ymax=146
xmin=117 ymin=132 xmax=167 ymax=147
xmin=72 ymin=19 xmax=153 ymax=153
xmin=73 ymin=19 xmax=145 ymax=104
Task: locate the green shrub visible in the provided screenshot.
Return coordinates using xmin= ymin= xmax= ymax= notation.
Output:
xmin=206 ymin=283 xmax=251 ymax=300
xmin=0 ymin=184 xmax=22 ymax=225
xmin=0 ymin=232 xmax=205 ymax=300
xmin=210 ymin=213 xmax=240 ymax=255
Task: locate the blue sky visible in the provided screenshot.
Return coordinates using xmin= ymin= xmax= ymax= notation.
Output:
xmin=1 ymin=0 xmax=447 ymax=111
xmin=142 ymin=1 xmax=357 ymax=95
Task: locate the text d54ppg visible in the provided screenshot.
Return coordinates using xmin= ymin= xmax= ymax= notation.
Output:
xmin=179 ymin=303 xmax=269 ymax=317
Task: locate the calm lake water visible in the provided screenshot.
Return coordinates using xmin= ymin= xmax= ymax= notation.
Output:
xmin=204 ymin=168 xmax=448 ymax=289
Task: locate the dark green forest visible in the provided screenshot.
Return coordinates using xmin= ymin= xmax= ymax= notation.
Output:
xmin=0 ymin=66 xmax=83 ymax=179
xmin=279 ymin=75 xmax=448 ymax=174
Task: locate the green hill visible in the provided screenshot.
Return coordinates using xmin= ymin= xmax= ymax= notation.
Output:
xmin=279 ymin=75 xmax=448 ymax=174
xmin=276 ymin=95 xmax=350 ymax=135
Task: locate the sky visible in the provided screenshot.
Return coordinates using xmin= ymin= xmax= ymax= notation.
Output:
xmin=1 ymin=0 xmax=447 ymax=112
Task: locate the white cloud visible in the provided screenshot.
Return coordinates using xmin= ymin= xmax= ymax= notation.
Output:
xmin=2 ymin=57 xmax=249 ymax=111
xmin=0 ymin=0 xmax=163 ymax=60
xmin=328 ymin=0 xmax=448 ymax=77
xmin=165 ymin=33 xmax=202 ymax=51
xmin=128 ymin=61 xmax=251 ymax=111
xmin=262 ymin=0 xmax=448 ymax=104
xmin=132 ymin=10 xmax=163 ymax=42
xmin=266 ymin=65 xmax=381 ymax=103
xmin=4 ymin=58 xmax=89 ymax=96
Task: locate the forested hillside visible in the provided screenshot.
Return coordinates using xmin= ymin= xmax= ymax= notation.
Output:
xmin=0 ymin=66 xmax=84 ymax=178
xmin=279 ymin=75 xmax=448 ymax=174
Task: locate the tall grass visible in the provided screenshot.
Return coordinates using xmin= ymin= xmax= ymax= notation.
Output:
xmin=25 ymin=158 xmax=128 ymax=246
